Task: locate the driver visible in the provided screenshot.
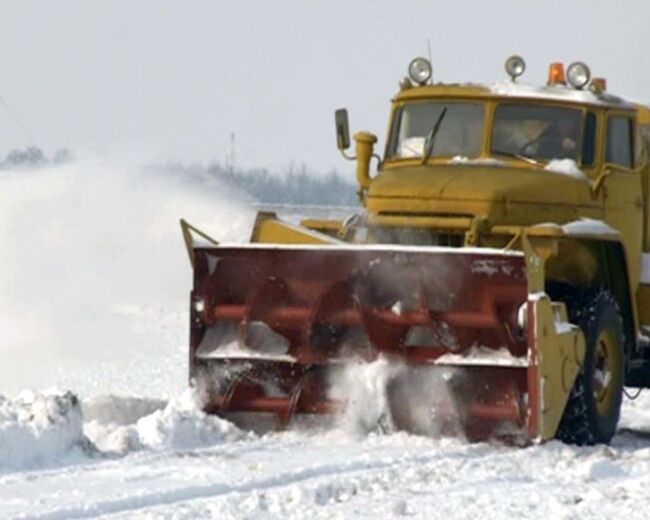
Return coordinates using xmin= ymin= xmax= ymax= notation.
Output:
xmin=536 ymin=119 xmax=578 ymax=159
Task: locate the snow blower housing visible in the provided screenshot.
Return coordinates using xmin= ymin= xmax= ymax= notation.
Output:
xmin=182 ymin=56 xmax=650 ymax=444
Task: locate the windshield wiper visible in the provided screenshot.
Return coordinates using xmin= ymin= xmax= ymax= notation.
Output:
xmin=421 ymin=107 xmax=448 ymax=165
xmin=491 ymin=149 xmax=539 ymax=165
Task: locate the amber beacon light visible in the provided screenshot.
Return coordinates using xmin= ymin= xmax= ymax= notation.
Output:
xmin=547 ymin=62 xmax=566 ymax=86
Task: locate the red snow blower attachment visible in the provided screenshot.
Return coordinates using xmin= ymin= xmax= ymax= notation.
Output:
xmin=186 ymin=243 xmax=566 ymax=441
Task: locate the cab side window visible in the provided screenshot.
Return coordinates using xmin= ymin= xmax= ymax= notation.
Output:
xmin=638 ymin=124 xmax=650 ymax=168
xmin=606 ymin=116 xmax=634 ymax=168
xmin=581 ymin=111 xmax=597 ymax=166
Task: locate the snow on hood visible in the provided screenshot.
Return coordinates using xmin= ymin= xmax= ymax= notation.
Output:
xmin=448 ymin=156 xmax=506 ymax=166
xmin=562 ymin=218 xmax=618 ymax=236
xmin=0 ymin=391 xmax=93 ymax=470
xmin=531 ymin=218 xmax=619 ymax=237
xmin=544 ymin=159 xmax=586 ymax=180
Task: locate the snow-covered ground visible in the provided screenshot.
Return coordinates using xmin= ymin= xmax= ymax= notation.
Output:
xmin=1 ymin=159 xmax=650 ymax=519
xmin=1 ymin=390 xmax=650 ymax=519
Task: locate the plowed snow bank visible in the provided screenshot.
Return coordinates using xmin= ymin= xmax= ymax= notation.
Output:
xmin=84 ymin=390 xmax=244 ymax=454
xmin=0 ymin=391 xmax=92 ymax=470
xmin=137 ymin=390 xmax=244 ymax=450
xmin=0 ymin=389 xmax=245 ymax=469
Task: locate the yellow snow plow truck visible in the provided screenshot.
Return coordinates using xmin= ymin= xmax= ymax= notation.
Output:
xmin=182 ymin=56 xmax=650 ymax=444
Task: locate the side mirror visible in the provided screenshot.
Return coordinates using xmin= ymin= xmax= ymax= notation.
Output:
xmin=335 ymin=108 xmax=350 ymax=150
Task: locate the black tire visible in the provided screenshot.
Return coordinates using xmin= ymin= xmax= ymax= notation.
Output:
xmin=549 ymin=286 xmax=625 ymax=445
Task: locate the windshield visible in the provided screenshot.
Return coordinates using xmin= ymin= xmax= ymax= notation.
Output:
xmin=388 ymin=102 xmax=484 ymax=159
xmin=491 ymin=104 xmax=583 ymax=162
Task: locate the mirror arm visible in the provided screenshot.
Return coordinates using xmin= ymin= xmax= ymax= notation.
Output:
xmin=591 ymin=168 xmax=611 ymax=197
xmin=371 ymin=153 xmax=382 ymax=170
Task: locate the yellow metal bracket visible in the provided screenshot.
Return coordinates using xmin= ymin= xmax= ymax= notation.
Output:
xmin=531 ymin=295 xmax=586 ymax=440
xmin=464 ymin=217 xmax=488 ymax=246
xmin=180 ymin=219 xmax=220 ymax=268
xmin=518 ymin=227 xmax=586 ymax=440
xmin=250 ymin=212 xmax=341 ymax=245
xmin=521 ymin=230 xmax=545 ymax=294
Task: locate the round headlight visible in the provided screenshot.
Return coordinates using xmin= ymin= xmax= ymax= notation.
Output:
xmin=408 ymin=57 xmax=432 ymax=85
xmin=505 ymin=55 xmax=526 ymax=81
xmin=567 ymin=62 xmax=591 ymax=89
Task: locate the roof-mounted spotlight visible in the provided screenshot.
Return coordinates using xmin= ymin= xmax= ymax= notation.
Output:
xmin=505 ymin=55 xmax=526 ymax=82
xmin=590 ymin=77 xmax=607 ymax=94
xmin=399 ymin=77 xmax=413 ymax=90
xmin=567 ymin=61 xmax=591 ymax=90
xmin=408 ymin=57 xmax=432 ymax=86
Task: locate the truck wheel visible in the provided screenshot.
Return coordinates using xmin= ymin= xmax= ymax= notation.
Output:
xmin=554 ymin=288 xmax=625 ymax=445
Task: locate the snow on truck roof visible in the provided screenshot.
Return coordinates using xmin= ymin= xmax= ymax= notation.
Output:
xmin=394 ymin=81 xmax=638 ymax=110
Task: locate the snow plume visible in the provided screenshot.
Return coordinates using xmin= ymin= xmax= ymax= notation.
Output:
xmin=0 ymin=156 xmax=255 ymax=396
xmin=0 ymin=390 xmax=93 ymax=470
xmin=330 ymin=357 xmax=402 ymax=435
xmin=329 ymin=357 xmax=465 ymax=438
